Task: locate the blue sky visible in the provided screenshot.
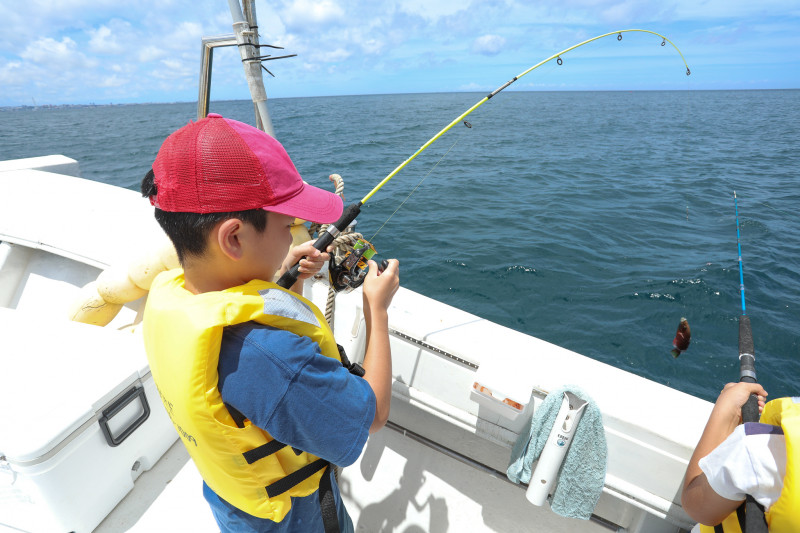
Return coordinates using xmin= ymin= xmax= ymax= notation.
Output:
xmin=1 ymin=0 xmax=798 ymax=106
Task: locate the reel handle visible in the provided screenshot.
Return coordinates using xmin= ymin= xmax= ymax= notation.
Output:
xmin=276 ymin=202 xmax=362 ymax=289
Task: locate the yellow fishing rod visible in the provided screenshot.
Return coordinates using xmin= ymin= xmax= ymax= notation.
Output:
xmin=277 ymin=29 xmax=690 ymax=289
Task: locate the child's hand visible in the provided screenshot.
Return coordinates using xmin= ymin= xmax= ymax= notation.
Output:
xmin=363 ymin=259 xmax=399 ymax=314
xmin=715 ymin=382 xmax=768 ymax=424
xmin=282 ymin=240 xmax=331 ymax=281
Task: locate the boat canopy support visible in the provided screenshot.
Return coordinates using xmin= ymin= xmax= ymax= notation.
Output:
xmin=199 ymin=1 xmax=295 ymax=136
xmin=197 ymin=35 xmax=237 ymax=122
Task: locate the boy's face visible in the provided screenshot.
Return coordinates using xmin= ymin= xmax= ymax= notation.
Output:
xmin=248 ymin=211 xmax=295 ymax=281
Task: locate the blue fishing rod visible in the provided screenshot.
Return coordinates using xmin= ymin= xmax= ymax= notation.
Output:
xmin=733 ymin=191 xmax=767 ymax=532
xmin=735 ymin=191 xmax=759 ymax=418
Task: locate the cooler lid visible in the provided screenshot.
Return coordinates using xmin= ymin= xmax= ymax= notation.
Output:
xmin=0 ymin=308 xmax=147 ymax=464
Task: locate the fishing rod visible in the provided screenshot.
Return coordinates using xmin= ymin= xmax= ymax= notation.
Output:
xmin=733 ymin=191 xmax=768 ymax=533
xmin=277 ymin=29 xmax=691 ymax=289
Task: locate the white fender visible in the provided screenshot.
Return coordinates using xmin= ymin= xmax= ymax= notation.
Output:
xmin=96 ymin=266 xmax=148 ymax=304
xmin=66 ymin=281 xmax=124 ymax=327
xmin=128 ymin=250 xmax=167 ymax=290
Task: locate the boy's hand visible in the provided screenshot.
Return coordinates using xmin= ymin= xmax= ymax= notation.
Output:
xmin=361 ymin=259 xmax=399 ymax=433
xmin=363 ymin=259 xmax=399 ymax=313
xmin=715 ymin=382 xmax=768 ymax=424
xmin=281 ymin=240 xmax=331 ymax=281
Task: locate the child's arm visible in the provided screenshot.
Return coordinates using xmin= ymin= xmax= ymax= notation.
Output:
xmin=361 ymin=259 xmax=399 ymax=433
xmin=681 ymin=382 xmax=767 ymax=525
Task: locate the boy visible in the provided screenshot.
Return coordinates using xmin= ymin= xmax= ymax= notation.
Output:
xmin=140 ymin=113 xmax=399 ymax=532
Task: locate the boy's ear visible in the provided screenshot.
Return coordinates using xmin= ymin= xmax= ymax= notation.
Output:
xmin=216 ymin=219 xmax=244 ymax=260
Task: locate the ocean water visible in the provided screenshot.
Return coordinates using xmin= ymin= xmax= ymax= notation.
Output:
xmin=2 ymin=89 xmax=798 ymax=403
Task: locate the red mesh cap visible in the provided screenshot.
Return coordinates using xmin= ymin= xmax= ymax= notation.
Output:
xmin=150 ymin=114 xmax=343 ymax=223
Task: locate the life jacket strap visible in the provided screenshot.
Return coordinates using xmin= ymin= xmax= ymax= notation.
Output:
xmin=243 ymin=439 xmax=288 ymax=464
xmin=226 ymin=403 xmax=248 ymax=429
xmin=337 ymin=343 xmax=365 ymax=377
xmin=318 ymin=463 xmax=339 ymax=533
xmin=265 ymin=458 xmax=329 ymax=498
xmin=243 ymin=436 xmax=339 ymax=531
xmin=736 ymin=501 xmax=746 ymax=528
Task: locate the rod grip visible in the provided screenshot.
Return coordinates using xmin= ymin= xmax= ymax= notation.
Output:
xmin=738 ymin=315 xmax=759 ymax=423
xmin=738 ymin=315 xmax=754 ymax=361
xmin=740 ymin=392 xmax=760 ymax=424
xmin=276 ymin=202 xmax=362 ymax=289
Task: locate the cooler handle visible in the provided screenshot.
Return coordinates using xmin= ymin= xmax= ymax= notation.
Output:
xmin=99 ymin=384 xmax=151 ymax=447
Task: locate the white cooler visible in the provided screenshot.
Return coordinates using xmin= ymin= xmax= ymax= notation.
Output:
xmin=0 ymin=308 xmax=177 ymax=533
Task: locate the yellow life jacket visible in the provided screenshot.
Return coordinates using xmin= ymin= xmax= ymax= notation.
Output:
xmin=142 ymin=269 xmax=342 ymax=522
xmin=698 ymin=397 xmax=800 ymax=533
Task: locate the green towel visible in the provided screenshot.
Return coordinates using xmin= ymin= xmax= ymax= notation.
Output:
xmin=506 ymin=386 xmax=607 ymax=520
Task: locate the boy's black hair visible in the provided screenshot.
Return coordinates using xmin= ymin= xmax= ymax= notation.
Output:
xmin=141 ymin=169 xmax=268 ymax=265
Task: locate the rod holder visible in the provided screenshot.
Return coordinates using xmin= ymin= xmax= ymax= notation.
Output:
xmin=526 ymin=391 xmax=588 ymax=506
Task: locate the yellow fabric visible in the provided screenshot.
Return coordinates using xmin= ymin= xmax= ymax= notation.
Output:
xmin=760 ymin=398 xmax=800 ymax=532
xmin=142 ymin=269 xmax=341 ymax=521
xmin=697 ymin=397 xmax=799 ymax=533
xmin=698 ymin=512 xmax=743 ymax=533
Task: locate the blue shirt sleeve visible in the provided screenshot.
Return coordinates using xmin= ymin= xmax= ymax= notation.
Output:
xmin=218 ymin=322 xmax=375 ymax=467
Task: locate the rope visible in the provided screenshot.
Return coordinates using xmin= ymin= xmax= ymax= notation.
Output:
xmin=311 ymin=174 xmax=363 ymax=328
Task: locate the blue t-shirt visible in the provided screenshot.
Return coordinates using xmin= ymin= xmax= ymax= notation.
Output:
xmin=203 ymin=322 xmax=375 ymax=532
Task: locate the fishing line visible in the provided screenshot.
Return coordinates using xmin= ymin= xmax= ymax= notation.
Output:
xmin=277 ymin=28 xmax=691 ymax=289
xmin=368 ymin=139 xmax=462 ymax=243
xmin=759 ymin=201 xmax=797 ymax=219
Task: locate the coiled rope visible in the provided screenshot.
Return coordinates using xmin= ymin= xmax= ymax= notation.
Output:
xmin=309 ymin=174 xmax=364 ymax=328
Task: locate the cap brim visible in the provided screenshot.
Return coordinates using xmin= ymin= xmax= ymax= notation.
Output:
xmin=263 ymin=182 xmax=343 ymax=224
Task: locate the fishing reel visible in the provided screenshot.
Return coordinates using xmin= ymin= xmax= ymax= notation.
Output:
xmin=329 ymin=238 xmax=387 ymax=292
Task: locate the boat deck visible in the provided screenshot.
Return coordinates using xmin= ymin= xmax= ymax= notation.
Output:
xmin=97 ymin=427 xmax=614 ymax=533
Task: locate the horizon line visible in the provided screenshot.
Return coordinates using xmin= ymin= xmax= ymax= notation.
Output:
xmin=2 ymin=87 xmax=798 ymax=110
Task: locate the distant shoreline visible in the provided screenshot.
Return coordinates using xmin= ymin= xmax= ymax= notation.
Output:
xmin=2 ymin=87 xmax=797 ymax=110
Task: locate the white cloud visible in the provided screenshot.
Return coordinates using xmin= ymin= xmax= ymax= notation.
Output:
xmin=281 ymin=0 xmax=345 ymax=30
xmin=153 ymin=58 xmax=195 ymax=80
xmin=359 ymin=38 xmax=385 ymax=55
xmin=89 ymin=26 xmax=116 ymax=52
xmin=458 ymin=81 xmax=493 ymax=91
xmin=138 ymin=46 xmax=168 ymax=63
xmin=88 ymin=21 xmax=134 ymax=54
xmin=0 ymin=61 xmax=24 ymax=87
xmin=165 ymin=21 xmax=205 ymax=51
xmin=312 ymin=48 xmax=352 ymax=62
xmin=397 ymin=0 xmax=471 ymax=21
xmin=472 ymin=34 xmax=506 ymax=55
xmin=20 ymin=37 xmax=97 ymax=69
xmin=99 ymin=74 xmax=126 ymax=87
